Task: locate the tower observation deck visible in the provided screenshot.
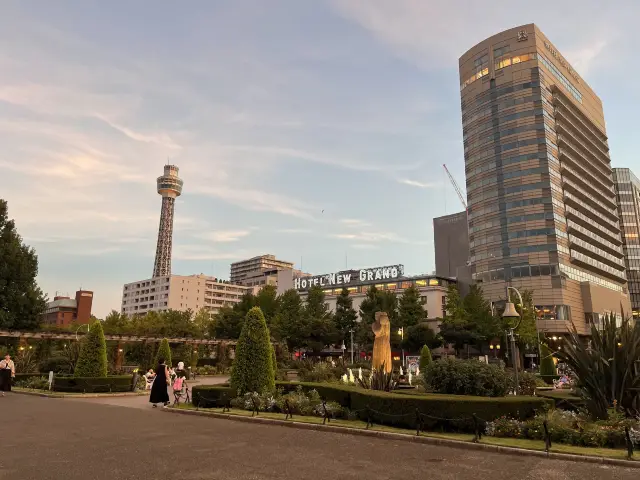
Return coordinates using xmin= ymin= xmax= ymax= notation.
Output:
xmin=152 ymin=165 xmax=183 ymax=278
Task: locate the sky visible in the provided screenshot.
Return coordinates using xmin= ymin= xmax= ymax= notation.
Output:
xmin=2 ymin=0 xmax=640 ymax=318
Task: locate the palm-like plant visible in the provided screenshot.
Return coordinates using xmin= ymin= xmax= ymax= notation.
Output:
xmin=356 ymin=363 xmax=397 ymax=392
xmin=555 ymin=314 xmax=640 ymax=420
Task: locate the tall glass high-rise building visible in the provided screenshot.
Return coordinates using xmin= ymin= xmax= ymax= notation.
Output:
xmin=613 ymin=168 xmax=640 ymax=320
xmin=460 ymin=24 xmax=630 ymax=335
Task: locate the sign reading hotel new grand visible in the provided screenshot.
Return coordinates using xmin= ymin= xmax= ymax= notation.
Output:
xmin=294 ymin=265 xmax=404 ymax=291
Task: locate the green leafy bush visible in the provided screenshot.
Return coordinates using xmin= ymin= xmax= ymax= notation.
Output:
xmin=516 ymin=372 xmax=538 ymax=396
xmin=14 ymin=375 xmax=49 ymax=390
xmin=154 ymin=338 xmax=172 ymax=367
xmin=486 ymin=409 xmax=640 ymax=448
xmin=298 ymin=362 xmax=340 ymax=383
xmin=74 ymin=321 xmax=108 ymax=378
xmin=193 ymin=380 xmax=549 ymax=433
xmin=425 ymin=357 xmax=510 ymax=397
xmin=192 ymin=385 xmax=234 ymax=408
xmin=54 ymin=375 xmax=133 ymax=393
xmin=230 ymin=307 xmax=275 ymax=395
xmin=539 ymin=343 xmax=557 ymax=378
xmin=419 ymin=345 xmax=432 ymax=371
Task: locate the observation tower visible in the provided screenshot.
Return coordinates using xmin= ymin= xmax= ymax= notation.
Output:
xmin=152 ymin=165 xmax=183 ymax=278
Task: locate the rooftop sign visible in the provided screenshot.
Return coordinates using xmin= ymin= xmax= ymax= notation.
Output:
xmin=543 ymin=41 xmax=580 ymax=82
xmin=294 ymin=265 xmax=404 ymax=291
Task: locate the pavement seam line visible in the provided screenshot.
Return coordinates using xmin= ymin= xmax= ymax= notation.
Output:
xmin=162 ymin=407 xmax=640 ymax=469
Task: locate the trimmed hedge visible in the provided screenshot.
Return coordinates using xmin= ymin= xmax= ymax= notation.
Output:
xmin=54 ymin=375 xmax=134 ymax=393
xmin=192 ymin=385 xmax=234 ymax=408
xmin=192 ymin=381 xmax=552 ymax=432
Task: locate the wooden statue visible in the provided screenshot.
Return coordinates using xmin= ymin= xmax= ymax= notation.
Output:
xmin=372 ymin=311 xmax=392 ymax=373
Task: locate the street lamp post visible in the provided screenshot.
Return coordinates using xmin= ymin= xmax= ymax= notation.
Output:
xmin=397 ymin=327 xmax=405 ymax=367
xmin=503 ymin=286 xmax=523 ymax=395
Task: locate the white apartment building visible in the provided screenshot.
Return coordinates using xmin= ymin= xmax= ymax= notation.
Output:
xmin=121 ymin=274 xmax=249 ymax=317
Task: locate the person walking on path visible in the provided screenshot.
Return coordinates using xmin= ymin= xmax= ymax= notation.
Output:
xmin=0 ymin=354 xmax=15 ymax=396
xmin=149 ymin=358 xmax=170 ymax=408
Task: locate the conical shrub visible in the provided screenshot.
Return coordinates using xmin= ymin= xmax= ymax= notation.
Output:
xmin=539 ymin=343 xmax=557 ymax=377
xmin=154 ymin=338 xmax=172 ymax=367
xmin=74 ymin=321 xmax=108 ymax=377
xmin=419 ymin=345 xmax=432 ymax=371
xmin=230 ymin=306 xmax=275 ymax=394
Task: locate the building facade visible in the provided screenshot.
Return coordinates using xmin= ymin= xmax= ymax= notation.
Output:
xmin=613 ymin=168 xmax=640 ymax=319
xmin=433 ymin=211 xmax=470 ymax=278
xmin=230 ymin=254 xmax=309 ymax=290
xmin=43 ymin=290 xmax=94 ymax=327
xmin=294 ymin=264 xmax=452 ymax=329
xmin=460 ymin=24 xmax=630 ymax=335
xmin=121 ymin=275 xmax=249 ymax=317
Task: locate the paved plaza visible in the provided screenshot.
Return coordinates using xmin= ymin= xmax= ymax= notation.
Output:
xmin=0 ymin=391 xmax=637 ymax=480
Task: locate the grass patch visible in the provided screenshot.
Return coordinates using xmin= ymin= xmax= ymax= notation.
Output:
xmin=172 ymin=404 xmax=636 ymax=461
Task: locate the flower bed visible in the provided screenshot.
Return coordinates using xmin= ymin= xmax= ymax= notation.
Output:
xmin=486 ymin=410 xmax=640 ymax=449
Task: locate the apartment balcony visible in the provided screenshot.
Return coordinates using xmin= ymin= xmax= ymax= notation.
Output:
xmin=570 ymin=249 xmax=627 ymax=282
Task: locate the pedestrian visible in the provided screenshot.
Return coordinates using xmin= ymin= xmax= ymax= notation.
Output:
xmin=0 ymin=353 xmax=15 ymax=396
xmin=149 ymin=357 xmax=170 ymax=408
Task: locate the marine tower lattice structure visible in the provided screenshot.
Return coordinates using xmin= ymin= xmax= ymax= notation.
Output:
xmin=152 ymin=165 xmax=183 ymax=278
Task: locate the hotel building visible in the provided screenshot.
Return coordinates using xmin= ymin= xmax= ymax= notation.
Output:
xmin=460 ymin=24 xmax=630 ymax=335
xmin=613 ymin=168 xmax=640 ymax=320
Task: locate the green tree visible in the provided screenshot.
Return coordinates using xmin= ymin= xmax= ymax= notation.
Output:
xmin=74 ymin=321 xmax=108 ymax=377
xmin=402 ymin=323 xmax=442 ymax=353
xmin=463 ymin=285 xmax=498 ymax=341
xmin=272 ymin=289 xmax=307 ymax=352
xmin=398 ymin=285 xmax=426 ymax=328
xmin=510 ymin=289 xmax=538 ymax=351
xmin=419 ymin=344 xmax=432 ymax=371
xmin=255 ymin=284 xmax=280 ymax=327
xmin=230 ymin=306 xmax=275 ymax=394
xmin=539 ymin=343 xmax=557 ymax=377
xmin=334 ymin=287 xmax=358 ymax=342
xmin=214 ymin=292 xmax=255 ymax=339
xmin=359 ymin=285 xmax=382 ymax=325
xmin=304 ymin=286 xmax=338 ymax=353
xmin=154 ymin=338 xmax=172 ymax=367
xmin=0 ymin=199 xmax=47 ymax=330
xmin=193 ymin=307 xmax=213 ymax=338
xmin=102 ymin=310 xmax=130 ymax=334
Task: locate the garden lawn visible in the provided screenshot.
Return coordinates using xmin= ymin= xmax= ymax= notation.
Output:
xmin=172 ymin=404 xmax=636 ymax=461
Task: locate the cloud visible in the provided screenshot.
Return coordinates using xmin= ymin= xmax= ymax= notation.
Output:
xmin=277 ymin=228 xmax=313 ymax=234
xmin=340 ymin=218 xmax=372 ymax=228
xmin=398 ymin=179 xmax=440 ymax=189
xmin=351 ymin=243 xmax=379 ymax=250
xmin=172 ymin=245 xmax=248 ymax=262
xmin=191 ymin=184 xmax=316 ymax=219
xmin=196 ymin=230 xmax=253 ymax=243
xmin=563 ymin=40 xmax=608 ymax=76
xmin=94 ymin=115 xmax=182 ymax=150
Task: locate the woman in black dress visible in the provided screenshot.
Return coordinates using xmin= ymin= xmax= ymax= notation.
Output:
xmin=0 ymin=354 xmax=15 ymax=396
xmin=149 ymin=358 xmax=170 ymax=408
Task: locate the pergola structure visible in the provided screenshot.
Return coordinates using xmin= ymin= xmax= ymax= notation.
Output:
xmin=0 ymin=330 xmax=235 ymax=371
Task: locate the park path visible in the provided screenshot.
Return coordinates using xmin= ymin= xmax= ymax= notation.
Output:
xmin=2 ymin=393 xmax=637 ymax=480
xmin=74 ymin=375 xmax=228 ymax=410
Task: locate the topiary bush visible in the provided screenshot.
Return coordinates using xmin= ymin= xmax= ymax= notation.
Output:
xmin=419 ymin=345 xmax=432 ymax=371
xmin=425 ymin=357 xmax=510 ymax=397
xmin=539 ymin=343 xmax=557 ymax=378
xmin=230 ymin=306 xmax=275 ymax=395
xmin=74 ymin=321 xmax=108 ymax=378
xmin=154 ymin=338 xmax=172 ymax=367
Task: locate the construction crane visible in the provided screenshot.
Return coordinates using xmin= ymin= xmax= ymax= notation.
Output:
xmin=443 ymin=164 xmax=467 ymax=210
